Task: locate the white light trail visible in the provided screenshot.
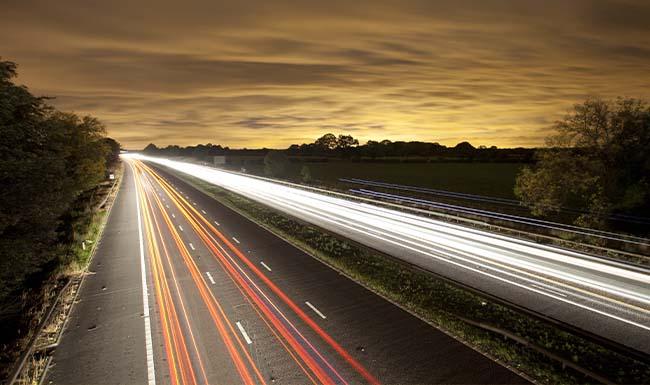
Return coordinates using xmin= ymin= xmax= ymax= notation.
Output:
xmin=124 ymin=154 xmax=650 ymax=334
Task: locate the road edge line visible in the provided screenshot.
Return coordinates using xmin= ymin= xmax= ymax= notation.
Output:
xmin=134 ymin=164 xmax=157 ymax=385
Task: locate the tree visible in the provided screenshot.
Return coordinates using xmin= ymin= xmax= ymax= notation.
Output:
xmin=263 ymin=150 xmax=290 ymax=178
xmin=454 ymin=141 xmax=475 ymax=152
xmin=336 ymin=134 xmax=359 ymax=158
xmin=515 ymin=97 xmax=650 ymax=229
xmin=314 ymin=133 xmax=338 ymax=150
xmin=102 ymin=137 xmax=121 ymax=167
xmin=143 ymin=143 xmax=159 ymax=153
xmin=0 ymin=59 xmax=112 ymax=313
xmin=336 ymin=134 xmax=359 ymax=149
xmin=300 ymin=164 xmax=312 ymax=183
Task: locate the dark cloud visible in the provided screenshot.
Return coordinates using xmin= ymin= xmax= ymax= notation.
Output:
xmin=235 ymin=118 xmax=274 ymax=130
xmin=1 ymin=0 xmax=648 ymax=148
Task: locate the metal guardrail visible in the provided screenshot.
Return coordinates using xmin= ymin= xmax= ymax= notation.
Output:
xmin=4 ymin=279 xmax=72 ymax=385
xmin=349 ymin=187 xmax=650 ymax=246
xmin=455 ymin=316 xmax=615 ymax=385
xmin=340 ymin=177 xmax=650 ymax=225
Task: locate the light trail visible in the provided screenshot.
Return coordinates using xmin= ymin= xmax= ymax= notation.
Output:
xmin=134 ymin=161 xmax=265 ymax=385
xmin=132 ymin=164 xmax=157 ymax=385
xmin=139 ymin=161 xmax=380 ymax=385
xmin=125 ymin=155 xmax=650 ymax=344
xmin=134 ymin=162 xmax=377 ymax=385
xmin=350 ymin=188 xmax=650 ymax=246
xmin=135 ymin=167 xmax=198 ymax=385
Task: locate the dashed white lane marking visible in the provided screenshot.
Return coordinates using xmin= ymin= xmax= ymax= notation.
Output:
xmin=165 ymin=204 xmax=169 ymax=208
xmin=133 ymin=169 xmax=157 ymax=385
xmin=236 ymin=321 xmax=253 ymax=345
xmin=232 ymin=237 xmax=240 ymax=244
xmin=260 ymin=262 xmax=272 ymax=272
xmin=171 ymin=213 xmax=176 ymax=218
xmin=201 ymin=210 xmax=207 ymax=214
xmin=206 ymin=271 xmax=215 ymax=284
xmin=178 ymin=225 xmax=183 ymax=232
xmin=214 ymin=221 xmax=220 ymax=226
xmin=189 ymin=242 xmax=195 ymax=250
xmin=531 ymin=284 xmax=567 ymax=298
xmin=305 ymin=301 xmax=327 ymax=319
xmin=192 ymin=202 xmax=197 ymax=206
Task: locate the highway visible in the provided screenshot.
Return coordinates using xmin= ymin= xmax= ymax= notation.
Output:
xmin=45 ymin=160 xmax=526 ymax=384
xmin=130 ymin=155 xmax=650 ymax=356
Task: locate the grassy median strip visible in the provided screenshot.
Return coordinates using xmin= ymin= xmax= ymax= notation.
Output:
xmin=165 ymin=167 xmax=650 ymax=385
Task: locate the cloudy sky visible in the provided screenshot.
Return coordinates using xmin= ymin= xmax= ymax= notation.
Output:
xmin=2 ymin=0 xmax=649 ymax=149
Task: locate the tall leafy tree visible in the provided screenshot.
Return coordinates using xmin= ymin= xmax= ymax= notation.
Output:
xmin=314 ymin=133 xmax=338 ymax=150
xmin=515 ymin=97 xmax=650 ymax=228
xmin=0 ymin=60 xmax=111 ymax=309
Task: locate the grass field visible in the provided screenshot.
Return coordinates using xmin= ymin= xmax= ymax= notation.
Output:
xmin=235 ymin=161 xmax=525 ymax=199
xmin=308 ymin=161 xmax=525 ymax=199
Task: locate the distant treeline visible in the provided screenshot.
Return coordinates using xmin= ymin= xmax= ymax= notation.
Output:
xmin=0 ymin=60 xmax=120 ymax=315
xmin=143 ymin=133 xmax=535 ymax=162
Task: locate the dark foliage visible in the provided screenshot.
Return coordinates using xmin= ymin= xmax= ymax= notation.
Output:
xmin=515 ymin=97 xmax=650 ymax=229
xmin=0 ymin=60 xmax=117 ymax=314
xmin=143 ymin=133 xmax=534 ymax=163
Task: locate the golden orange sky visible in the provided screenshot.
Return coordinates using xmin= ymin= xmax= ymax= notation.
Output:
xmin=2 ymin=0 xmax=649 ymax=149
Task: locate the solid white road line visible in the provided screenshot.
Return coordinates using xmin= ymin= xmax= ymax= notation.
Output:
xmin=201 ymin=210 xmax=207 ymax=214
xmin=133 ymin=169 xmax=156 ymax=385
xmin=232 ymin=237 xmax=240 ymax=244
xmin=305 ymin=301 xmax=327 ymax=319
xmin=178 ymin=225 xmax=184 ymax=232
xmin=214 ymin=220 xmax=220 ymax=226
xmin=236 ymin=321 xmax=253 ymax=345
xmin=206 ymin=271 xmax=215 ymax=284
xmin=189 ymin=242 xmax=195 ymax=250
xmin=260 ymin=261 xmax=272 ymax=272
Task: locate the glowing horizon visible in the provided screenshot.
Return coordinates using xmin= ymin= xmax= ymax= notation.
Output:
xmin=3 ymin=1 xmax=649 ymax=149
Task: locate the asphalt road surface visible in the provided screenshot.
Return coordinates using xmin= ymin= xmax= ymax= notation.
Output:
xmin=45 ymin=160 xmax=527 ymax=385
xmin=127 ymin=155 xmax=650 ymax=357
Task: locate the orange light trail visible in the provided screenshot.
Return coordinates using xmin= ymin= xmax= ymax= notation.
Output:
xmin=129 ymin=158 xmax=382 ymax=385
xmin=135 ymin=160 xmax=380 ymax=385
xmin=134 ymin=161 xmax=264 ymax=385
xmin=138 ymin=162 xmax=339 ymax=385
xmin=133 ymin=164 xmax=197 ymax=385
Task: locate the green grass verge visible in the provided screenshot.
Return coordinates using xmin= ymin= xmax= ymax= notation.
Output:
xmin=169 ymin=169 xmax=649 ymax=385
xmin=63 ymin=208 xmax=107 ymax=273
